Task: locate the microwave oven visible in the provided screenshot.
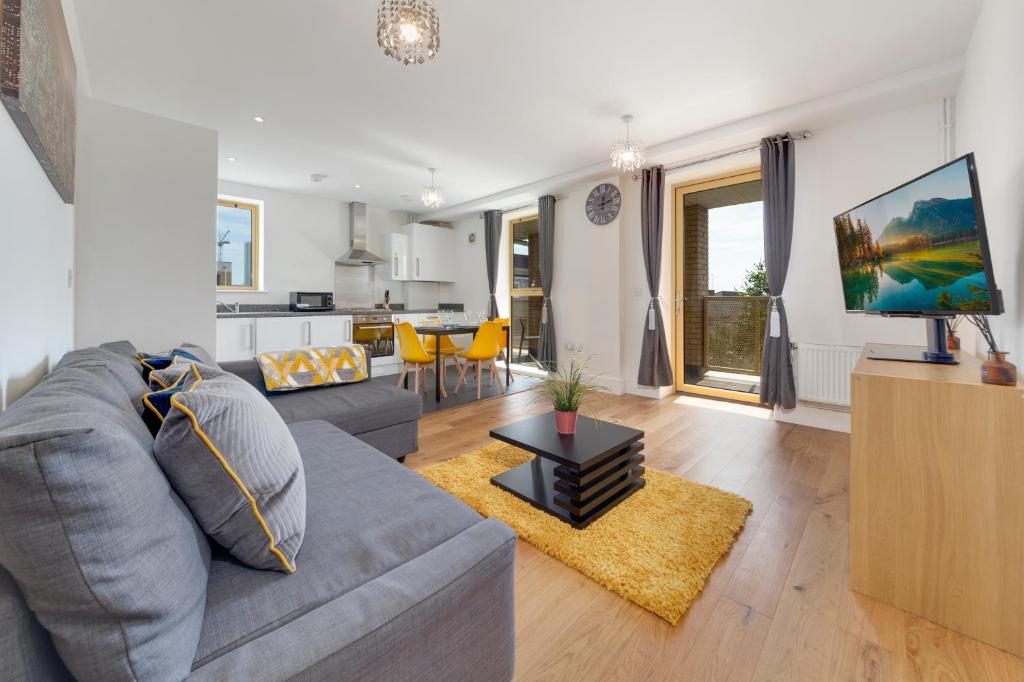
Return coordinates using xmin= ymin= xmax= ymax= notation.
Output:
xmin=289 ymin=291 xmax=334 ymax=312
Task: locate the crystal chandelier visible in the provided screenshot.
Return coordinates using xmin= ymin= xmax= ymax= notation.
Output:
xmin=421 ymin=168 xmax=444 ymax=208
xmin=610 ymin=114 xmax=646 ymax=172
xmin=377 ymin=0 xmax=440 ymax=65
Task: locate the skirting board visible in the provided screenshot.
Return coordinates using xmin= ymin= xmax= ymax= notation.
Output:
xmin=774 ymin=403 xmax=851 ymax=433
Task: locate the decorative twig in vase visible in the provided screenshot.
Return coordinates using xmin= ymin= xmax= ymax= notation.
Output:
xmin=967 ymin=315 xmax=1017 ymax=386
xmin=531 ymin=353 xmax=607 ymax=435
xmin=944 ymin=317 xmax=962 ymax=350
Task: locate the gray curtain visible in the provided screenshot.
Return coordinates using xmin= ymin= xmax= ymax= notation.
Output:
xmin=484 ymin=210 xmax=502 ymax=319
xmin=759 ymin=135 xmax=797 ymax=408
xmin=637 ymin=166 xmax=673 ymax=387
xmin=537 ymin=195 xmax=557 ymax=368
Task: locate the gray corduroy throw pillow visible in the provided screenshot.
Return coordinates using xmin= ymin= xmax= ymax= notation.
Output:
xmin=154 ymin=364 xmax=306 ymax=572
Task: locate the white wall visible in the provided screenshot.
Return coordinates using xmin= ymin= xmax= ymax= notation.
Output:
xmin=75 ymin=97 xmax=218 ymax=352
xmin=218 ymin=180 xmax=346 ymax=305
xmin=0 ymin=109 xmax=75 ymax=409
xmin=956 ymin=0 xmax=1024 ymax=362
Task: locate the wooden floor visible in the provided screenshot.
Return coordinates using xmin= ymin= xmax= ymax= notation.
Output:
xmin=409 ymin=388 xmax=1024 ymax=681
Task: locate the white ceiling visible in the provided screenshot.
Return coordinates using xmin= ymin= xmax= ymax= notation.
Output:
xmin=71 ymin=0 xmax=981 ymax=210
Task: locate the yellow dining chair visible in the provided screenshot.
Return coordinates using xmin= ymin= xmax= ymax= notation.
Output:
xmin=423 ymin=333 xmax=463 ymax=381
xmin=489 ymin=317 xmax=514 ymax=385
xmin=395 ymin=322 xmax=447 ymax=398
xmin=455 ymin=320 xmax=504 ymax=400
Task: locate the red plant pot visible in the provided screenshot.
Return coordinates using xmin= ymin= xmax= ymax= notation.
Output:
xmin=555 ymin=410 xmax=578 ymax=435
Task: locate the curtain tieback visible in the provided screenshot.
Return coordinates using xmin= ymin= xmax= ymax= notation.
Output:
xmin=768 ymin=295 xmax=782 ymax=338
xmin=647 ymin=296 xmax=662 ymax=331
xmin=541 ymin=297 xmax=552 ymax=324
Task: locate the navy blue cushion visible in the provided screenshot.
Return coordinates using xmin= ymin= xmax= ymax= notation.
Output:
xmin=142 ymin=370 xmax=198 ymax=435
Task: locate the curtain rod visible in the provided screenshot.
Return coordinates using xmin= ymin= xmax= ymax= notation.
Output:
xmin=477 ymin=194 xmax=566 ymax=218
xmin=633 ymin=130 xmax=813 ymax=180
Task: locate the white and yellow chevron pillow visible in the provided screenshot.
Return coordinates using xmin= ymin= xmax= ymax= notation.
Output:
xmin=256 ymin=345 xmax=368 ymax=392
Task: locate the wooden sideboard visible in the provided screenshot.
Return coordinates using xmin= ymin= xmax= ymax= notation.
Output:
xmin=850 ymin=347 xmax=1024 ymax=656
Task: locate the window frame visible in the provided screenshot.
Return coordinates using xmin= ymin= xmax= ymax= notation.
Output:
xmin=216 ymin=198 xmax=261 ymax=292
xmin=508 ymin=214 xmax=543 ymax=297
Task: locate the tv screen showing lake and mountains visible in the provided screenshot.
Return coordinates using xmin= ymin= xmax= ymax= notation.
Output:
xmin=833 ymin=158 xmax=992 ymax=314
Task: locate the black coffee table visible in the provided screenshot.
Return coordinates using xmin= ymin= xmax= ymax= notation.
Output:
xmin=489 ymin=413 xmax=645 ymax=529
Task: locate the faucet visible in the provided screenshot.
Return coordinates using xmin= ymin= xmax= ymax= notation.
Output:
xmin=217 ymin=300 xmax=241 ymax=313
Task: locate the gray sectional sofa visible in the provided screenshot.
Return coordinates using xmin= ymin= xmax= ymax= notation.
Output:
xmin=0 ymin=342 xmax=516 ymax=681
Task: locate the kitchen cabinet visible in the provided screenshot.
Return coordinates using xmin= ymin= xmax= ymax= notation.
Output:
xmin=406 ymin=223 xmax=454 ymax=282
xmin=256 ymin=317 xmax=309 ymax=354
xmin=216 ymin=317 xmax=257 ymax=362
xmin=378 ymin=233 xmax=410 ymax=281
xmin=217 ymin=315 xmax=354 ymax=361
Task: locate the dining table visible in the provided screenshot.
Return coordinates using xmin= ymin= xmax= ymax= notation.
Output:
xmin=412 ymin=322 xmax=512 ymax=403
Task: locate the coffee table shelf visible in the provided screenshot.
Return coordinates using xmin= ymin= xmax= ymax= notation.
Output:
xmin=489 ymin=413 xmax=646 ymax=529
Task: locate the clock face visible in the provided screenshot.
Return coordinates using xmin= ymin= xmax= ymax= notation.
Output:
xmin=586 ymin=183 xmax=621 ymax=225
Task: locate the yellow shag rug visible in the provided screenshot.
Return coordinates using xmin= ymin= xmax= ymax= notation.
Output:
xmin=420 ymin=442 xmax=752 ymax=624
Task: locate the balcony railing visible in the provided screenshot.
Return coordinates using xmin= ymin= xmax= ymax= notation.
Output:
xmin=702 ymin=295 xmax=768 ymax=374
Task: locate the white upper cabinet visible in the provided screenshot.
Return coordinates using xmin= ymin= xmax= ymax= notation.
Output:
xmin=379 ymin=232 xmax=410 ymax=281
xmin=406 ymin=223 xmax=454 ymax=282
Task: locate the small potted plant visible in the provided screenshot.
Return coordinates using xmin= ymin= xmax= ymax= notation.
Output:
xmin=535 ymin=353 xmax=606 ymax=435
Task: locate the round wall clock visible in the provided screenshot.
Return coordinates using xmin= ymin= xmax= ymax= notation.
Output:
xmin=585 ymin=183 xmax=621 ymax=225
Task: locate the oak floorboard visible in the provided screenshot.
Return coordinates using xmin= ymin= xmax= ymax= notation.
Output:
xmin=406 ymin=388 xmax=1023 ymax=681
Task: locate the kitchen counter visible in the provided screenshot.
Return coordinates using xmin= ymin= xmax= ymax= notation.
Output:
xmin=216 ymin=307 xmax=440 ymax=319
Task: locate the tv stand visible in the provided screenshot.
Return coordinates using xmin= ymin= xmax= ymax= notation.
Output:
xmin=864 ymin=317 xmax=958 ymax=365
xmin=851 ymin=350 xmax=1024 ymax=656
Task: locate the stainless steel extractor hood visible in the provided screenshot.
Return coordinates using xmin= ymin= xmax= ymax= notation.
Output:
xmin=336 ymin=202 xmax=386 ymax=266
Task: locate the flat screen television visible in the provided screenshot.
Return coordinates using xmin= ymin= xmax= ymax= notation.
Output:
xmin=832 ymin=153 xmax=1001 ymax=364
xmin=833 ymin=153 xmax=1000 ymax=316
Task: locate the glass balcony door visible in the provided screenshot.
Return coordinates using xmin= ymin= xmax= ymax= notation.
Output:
xmin=672 ymin=169 xmax=766 ymax=403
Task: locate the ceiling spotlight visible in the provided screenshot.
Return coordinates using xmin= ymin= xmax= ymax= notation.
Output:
xmin=354 ymin=184 xmax=361 ymax=189
xmin=226 ymin=157 xmax=237 ymax=162
xmin=610 ymin=114 xmax=646 ymax=173
xmin=420 ymin=168 xmax=444 ymax=208
xmin=310 ymin=173 xmax=328 ymax=183
xmin=253 ymin=116 xmax=265 ymax=123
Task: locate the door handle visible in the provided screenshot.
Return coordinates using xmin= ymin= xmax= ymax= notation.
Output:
xmin=346 ymin=320 xmax=352 ymax=342
xmin=305 ymin=321 xmax=312 ymax=345
xmin=246 ymin=323 xmax=254 ymax=350
xmin=415 ymin=257 xmax=420 ymax=278
xmin=393 ymin=254 xmax=399 ymax=278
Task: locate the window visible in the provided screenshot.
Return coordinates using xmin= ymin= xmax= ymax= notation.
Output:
xmin=216 ymin=199 xmax=260 ymax=291
xmin=509 ymin=215 xmax=543 ymax=368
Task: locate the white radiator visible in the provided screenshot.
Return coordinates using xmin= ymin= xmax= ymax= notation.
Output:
xmin=794 ymin=343 xmax=862 ymax=409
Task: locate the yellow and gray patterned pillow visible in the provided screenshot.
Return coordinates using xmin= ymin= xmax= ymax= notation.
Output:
xmin=256 ymin=345 xmax=368 ymax=392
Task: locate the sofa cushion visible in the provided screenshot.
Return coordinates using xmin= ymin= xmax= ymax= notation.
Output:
xmin=0 ymin=365 xmax=211 ymax=681
xmin=223 ymin=359 xmax=422 ymax=435
xmin=179 ymin=342 xmax=216 ymax=366
xmin=54 ymin=346 xmax=151 ymax=415
xmin=155 ymin=364 xmax=306 ymax=573
xmin=191 ymin=420 xmax=483 ymax=666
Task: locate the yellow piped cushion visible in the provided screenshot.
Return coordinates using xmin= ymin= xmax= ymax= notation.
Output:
xmin=257 ymin=344 xmax=368 ymax=392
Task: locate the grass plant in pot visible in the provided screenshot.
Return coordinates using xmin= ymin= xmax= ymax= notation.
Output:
xmin=535 ymin=353 xmax=606 ymax=436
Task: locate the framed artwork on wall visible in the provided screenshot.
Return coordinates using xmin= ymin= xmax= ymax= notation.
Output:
xmin=1 ymin=0 xmax=76 ymax=203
